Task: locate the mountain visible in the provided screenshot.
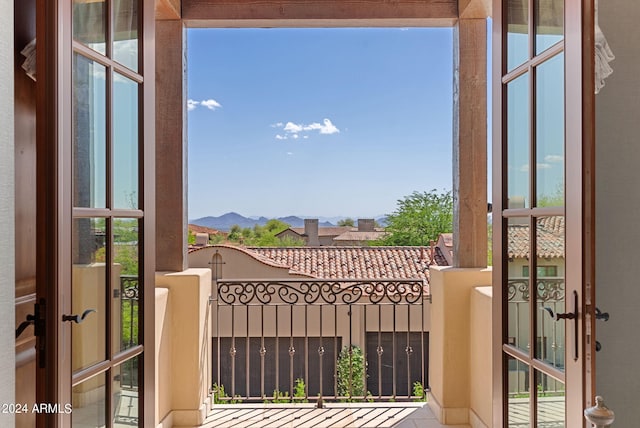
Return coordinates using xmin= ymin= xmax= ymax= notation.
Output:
xmin=189 ymin=212 xmax=335 ymax=231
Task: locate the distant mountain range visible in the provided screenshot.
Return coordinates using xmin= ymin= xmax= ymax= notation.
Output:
xmin=189 ymin=212 xmax=387 ymax=231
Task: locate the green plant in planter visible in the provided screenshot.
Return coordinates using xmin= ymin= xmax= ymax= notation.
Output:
xmin=337 ymin=345 xmax=368 ymax=401
xmin=412 ymin=381 xmax=427 ymax=402
xmin=293 ymin=378 xmax=308 ymax=403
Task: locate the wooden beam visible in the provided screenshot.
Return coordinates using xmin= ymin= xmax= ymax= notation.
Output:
xmin=183 ymin=0 xmax=458 ymax=27
xmin=453 ymin=18 xmax=487 ymax=268
xmin=156 ymin=0 xmax=181 ymax=20
xmin=458 ymin=0 xmax=490 ymax=19
xmin=155 ymin=20 xmax=188 ymax=271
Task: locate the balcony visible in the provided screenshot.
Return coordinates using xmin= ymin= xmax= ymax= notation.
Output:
xmin=151 ymin=265 xmax=493 ymax=428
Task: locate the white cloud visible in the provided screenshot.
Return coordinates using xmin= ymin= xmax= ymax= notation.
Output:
xmin=187 ymin=99 xmax=200 ymax=111
xmin=318 ymin=118 xmax=339 ymax=134
xmin=273 ymin=118 xmax=340 ymax=140
xmin=275 ymin=134 xmax=286 ymax=140
xmin=520 ymin=163 xmax=553 ymax=172
xmin=188 ymin=98 xmax=222 ymax=111
xmin=200 ymin=99 xmax=222 ymax=110
xmin=287 ymin=152 xmax=293 ymax=155
xmin=544 ymin=155 xmax=564 ymax=163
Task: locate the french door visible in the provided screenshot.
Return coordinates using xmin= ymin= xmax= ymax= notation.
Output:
xmin=493 ymin=0 xmax=595 ymax=426
xmin=36 ymin=0 xmax=155 ymax=426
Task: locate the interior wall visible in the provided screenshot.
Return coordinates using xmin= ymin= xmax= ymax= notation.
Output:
xmin=0 ymin=0 xmax=16 ymax=423
xmin=595 ymin=1 xmax=640 ymax=424
xmin=13 ymin=1 xmax=37 ymax=426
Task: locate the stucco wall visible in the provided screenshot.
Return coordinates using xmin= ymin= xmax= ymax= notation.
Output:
xmin=595 ymin=2 xmax=640 ymax=425
xmin=469 ymin=286 xmax=492 ymax=428
xmin=0 ymin=0 xmax=15 ymax=424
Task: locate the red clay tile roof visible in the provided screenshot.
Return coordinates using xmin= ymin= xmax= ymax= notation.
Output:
xmin=508 ymin=217 xmax=564 ymax=259
xmin=247 ymin=246 xmax=434 ymax=281
xmin=188 ymin=224 xmax=226 ymax=236
xmin=281 ymin=226 xmax=354 ymax=237
xmin=332 ymin=230 xmax=387 ymax=241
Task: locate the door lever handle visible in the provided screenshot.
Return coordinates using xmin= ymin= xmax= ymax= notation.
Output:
xmin=15 ymin=314 xmax=36 ymax=339
xmin=542 ymin=290 xmax=579 ymax=361
xmin=542 ymin=307 xmax=576 ymax=320
xmin=595 ymin=307 xmax=609 ymax=321
xmin=62 ymin=309 xmax=96 ymax=324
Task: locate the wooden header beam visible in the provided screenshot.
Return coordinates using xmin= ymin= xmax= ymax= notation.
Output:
xmin=183 ymin=0 xmax=458 ymax=27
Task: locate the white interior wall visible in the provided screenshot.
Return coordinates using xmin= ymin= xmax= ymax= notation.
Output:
xmin=0 ymin=0 xmax=16 ymax=424
xmin=595 ymin=1 xmax=640 ymax=424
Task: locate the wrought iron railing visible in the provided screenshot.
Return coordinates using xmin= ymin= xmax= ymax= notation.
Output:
xmin=507 ymin=277 xmax=565 ymax=397
xmin=211 ymin=279 xmax=429 ymax=404
xmin=120 ymin=275 xmax=139 ymax=390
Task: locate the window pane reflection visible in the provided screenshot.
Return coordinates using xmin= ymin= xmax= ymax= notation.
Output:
xmin=114 ymin=0 xmax=139 ymax=71
xmin=72 ymin=218 xmax=107 ymax=372
xmin=113 ymin=357 xmax=140 ymax=427
xmin=507 ymin=355 xmax=530 ymax=427
xmin=535 ymin=216 xmax=565 ymax=369
xmin=73 ymin=0 xmax=106 ymax=55
xmin=507 ymin=0 xmax=529 ymax=71
xmin=536 ymin=371 xmax=565 ymax=427
xmin=507 ymin=216 xmax=530 ymax=354
xmin=535 ymin=0 xmax=564 ymax=55
xmin=536 ymin=53 xmax=564 ymax=207
xmin=113 ymin=74 xmax=139 ymax=209
xmin=113 ymin=219 xmax=139 ymax=352
xmin=74 ymin=54 xmax=107 ymax=209
xmin=72 ymin=373 xmax=107 ymax=427
xmin=507 ymin=73 xmax=530 ymax=209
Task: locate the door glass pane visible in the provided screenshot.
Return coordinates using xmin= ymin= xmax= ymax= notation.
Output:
xmin=536 ymin=53 xmax=564 ymax=207
xmin=507 ymin=355 xmax=530 ymax=427
xmin=535 ymin=216 xmax=565 ymax=369
xmin=507 ymin=217 xmax=530 ymax=354
xmin=113 ymin=74 xmax=139 ymax=209
xmin=72 ymin=373 xmax=107 ymax=427
xmin=72 ymin=218 xmax=108 ymax=372
xmin=535 ymin=0 xmax=564 ymax=55
xmin=113 ymin=219 xmax=139 ymax=352
xmin=74 ymin=54 xmax=107 ymax=209
xmin=114 ymin=0 xmax=139 ymax=72
xmin=113 ymin=357 xmax=140 ymax=426
xmin=507 ymin=73 xmax=530 ymax=209
xmin=536 ymin=371 xmax=565 ymax=427
xmin=73 ymin=0 xmax=106 ymax=55
xmin=507 ymin=0 xmax=529 ymax=71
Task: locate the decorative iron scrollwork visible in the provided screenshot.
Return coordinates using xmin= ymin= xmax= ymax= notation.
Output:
xmin=216 ymin=279 xmax=426 ymax=306
xmin=507 ymin=279 xmax=565 ymax=302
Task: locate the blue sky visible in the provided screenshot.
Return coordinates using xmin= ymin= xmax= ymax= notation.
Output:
xmin=187 ymin=28 xmax=456 ymax=219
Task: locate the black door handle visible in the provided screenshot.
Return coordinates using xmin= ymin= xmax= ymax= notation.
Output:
xmin=62 ymin=309 xmax=96 ymax=324
xmin=542 ymin=290 xmax=579 ymax=361
xmin=15 ymin=314 xmax=36 ymax=339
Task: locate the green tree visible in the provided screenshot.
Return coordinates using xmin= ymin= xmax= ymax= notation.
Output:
xmin=338 ymin=218 xmax=355 ymax=227
xmin=376 ymin=189 xmax=453 ymax=246
xmin=336 ymin=345 xmax=367 ymax=399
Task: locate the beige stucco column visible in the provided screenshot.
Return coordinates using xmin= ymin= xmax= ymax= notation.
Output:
xmin=428 ymin=266 xmax=492 ymax=427
xmin=155 ymin=269 xmax=212 ymax=427
xmin=156 ymin=19 xmax=189 ymax=271
xmin=453 ymin=17 xmax=488 ymax=268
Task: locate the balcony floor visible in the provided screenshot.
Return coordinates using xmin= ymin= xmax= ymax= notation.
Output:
xmin=200 ymin=402 xmax=460 ymax=428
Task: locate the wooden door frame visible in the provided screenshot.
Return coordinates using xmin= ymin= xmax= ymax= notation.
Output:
xmin=491 ymin=0 xmax=596 ymax=426
xmin=35 ymin=0 xmax=156 ymax=425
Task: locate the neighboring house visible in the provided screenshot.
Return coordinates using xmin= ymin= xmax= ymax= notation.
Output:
xmin=188 ymin=244 xmax=435 ymax=398
xmin=276 ymin=218 xmax=387 ymax=246
xmin=188 ymin=223 xmax=227 ymax=245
